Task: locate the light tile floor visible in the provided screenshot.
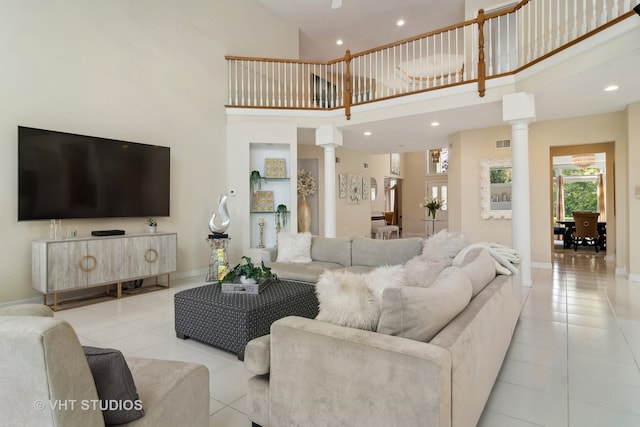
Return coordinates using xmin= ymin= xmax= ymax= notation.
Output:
xmin=54 ymin=249 xmax=640 ymax=427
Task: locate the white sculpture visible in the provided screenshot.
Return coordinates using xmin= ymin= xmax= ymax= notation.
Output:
xmin=209 ymin=194 xmax=230 ymax=235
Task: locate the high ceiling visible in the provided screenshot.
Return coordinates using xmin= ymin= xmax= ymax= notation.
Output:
xmin=256 ymin=0 xmax=465 ymax=60
xmin=255 ymin=0 xmax=640 ymax=154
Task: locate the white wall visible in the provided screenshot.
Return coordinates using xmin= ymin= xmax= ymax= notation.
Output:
xmin=449 ymin=111 xmax=630 ymax=270
xmin=0 ymin=0 xmax=298 ymax=303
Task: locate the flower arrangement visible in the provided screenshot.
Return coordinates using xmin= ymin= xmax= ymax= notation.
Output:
xmin=420 ymin=198 xmax=444 ymax=219
xmin=297 ymin=169 xmax=316 ymax=197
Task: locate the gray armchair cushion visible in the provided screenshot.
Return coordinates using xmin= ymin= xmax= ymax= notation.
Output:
xmin=82 ymin=346 xmax=145 ymax=425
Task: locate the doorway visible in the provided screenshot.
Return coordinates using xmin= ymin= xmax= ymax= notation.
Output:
xmin=550 ymin=142 xmax=614 ymax=257
xmin=384 ymin=178 xmax=402 ymax=235
xmin=426 ymin=180 xmax=448 ymax=236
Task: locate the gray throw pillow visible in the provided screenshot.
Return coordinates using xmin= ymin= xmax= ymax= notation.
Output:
xmin=82 ymin=346 xmax=145 ymax=425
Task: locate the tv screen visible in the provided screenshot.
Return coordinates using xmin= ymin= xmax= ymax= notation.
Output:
xmin=18 ymin=126 xmax=170 ymax=221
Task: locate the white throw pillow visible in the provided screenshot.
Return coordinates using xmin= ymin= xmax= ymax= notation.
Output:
xmin=276 ymin=232 xmax=312 ymax=263
xmin=315 ymin=265 xmax=405 ymax=331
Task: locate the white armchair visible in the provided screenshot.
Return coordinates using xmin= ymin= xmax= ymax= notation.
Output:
xmin=0 ymin=304 xmax=210 ymax=427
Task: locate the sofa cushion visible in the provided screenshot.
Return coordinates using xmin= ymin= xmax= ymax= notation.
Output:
xmin=402 ymin=252 xmax=450 ymax=288
xmin=311 ymin=236 xmax=353 ymax=266
xmin=267 ymin=261 xmax=343 ymax=283
xmin=82 ymin=346 xmax=145 ymax=425
xmin=351 ymin=236 xmax=423 ymax=267
xmin=452 ymin=247 xmax=497 ymax=297
xmin=376 ymin=266 xmax=472 ymax=342
xmin=316 ymin=264 xmax=405 ymax=331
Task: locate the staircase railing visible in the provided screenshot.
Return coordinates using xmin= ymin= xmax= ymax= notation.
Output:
xmin=226 ymin=0 xmax=637 ymax=119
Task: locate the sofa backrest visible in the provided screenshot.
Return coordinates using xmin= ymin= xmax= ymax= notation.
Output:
xmin=0 ymin=316 xmax=104 ymax=427
xmin=351 ymin=236 xmax=423 ymax=267
xmin=311 ymin=236 xmax=353 ymax=266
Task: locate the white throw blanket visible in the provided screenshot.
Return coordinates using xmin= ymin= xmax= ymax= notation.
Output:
xmin=454 ymin=243 xmax=520 ymax=275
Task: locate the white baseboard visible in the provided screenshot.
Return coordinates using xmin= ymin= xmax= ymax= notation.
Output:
xmin=629 ymin=273 xmax=640 ymax=283
xmin=616 ymin=267 xmax=628 ymax=277
xmin=531 ymin=262 xmax=552 ymax=269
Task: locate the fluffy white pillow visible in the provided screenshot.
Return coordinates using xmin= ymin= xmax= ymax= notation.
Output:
xmin=315 ymin=265 xmax=405 ymax=331
xmin=276 ymin=232 xmax=312 ymax=263
xmin=402 ymin=254 xmax=450 ymax=288
xmin=423 ymin=230 xmax=468 ymax=260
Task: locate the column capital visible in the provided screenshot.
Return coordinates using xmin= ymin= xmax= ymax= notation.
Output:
xmin=316 ymin=124 xmax=343 ymax=148
xmin=503 ymin=92 xmax=536 ymax=123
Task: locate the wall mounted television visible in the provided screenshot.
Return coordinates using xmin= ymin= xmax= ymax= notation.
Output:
xmin=18 ymin=126 xmax=170 ymax=221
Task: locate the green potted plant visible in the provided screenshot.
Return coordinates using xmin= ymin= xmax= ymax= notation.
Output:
xmin=250 ymin=170 xmax=267 ymax=193
xmin=275 ymin=204 xmax=289 ymax=228
xmin=145 ymin=217 xmax=157 ymax=233
xmin=221 ymin=256 xmax=278 ymax=284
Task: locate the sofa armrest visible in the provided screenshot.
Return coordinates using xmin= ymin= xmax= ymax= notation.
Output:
xmin=261 ymin=247 xmax=278 ymax=262
xmin=268 ymin=316 xmax=452 ymax=427
xmin=245 ymin=334 xmax=271 ymax=375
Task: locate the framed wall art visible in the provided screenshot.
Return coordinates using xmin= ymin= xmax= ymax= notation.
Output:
xmin=347 ymin=174 xmax=362 ymax=204
xmin=338 ymin=173 xmax=347 ymax=199
xmin=264 ymin=158 xmax=286 ymax=178
xmin=390 ymin=153 xmax=400 ymax=175
xmin=361 ymin=176 xmax=369 ymax=200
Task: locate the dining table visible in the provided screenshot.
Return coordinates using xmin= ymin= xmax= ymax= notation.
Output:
xmin=556 ymin=220 xmax=606 ymax=250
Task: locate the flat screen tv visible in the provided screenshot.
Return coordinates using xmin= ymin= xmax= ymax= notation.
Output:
xmin=18 ymin=126 xmax=170 ymax=221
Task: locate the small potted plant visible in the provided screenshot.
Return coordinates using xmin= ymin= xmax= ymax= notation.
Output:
xmin=221 ymin=256 xmax=278 ymax=285
xmin=250 ymin=170 xmax=267 ymax=193
xmin=275 ymin=204 xmax=289 ymax=229
xmin=145 ymin=217 xmax=157 ymax=233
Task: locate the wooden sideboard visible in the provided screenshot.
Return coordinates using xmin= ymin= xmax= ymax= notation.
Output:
xmin=32 ymin=232 xmax=177 ymax=310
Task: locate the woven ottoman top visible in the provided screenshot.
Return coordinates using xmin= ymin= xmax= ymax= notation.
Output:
xmin=175 ymin=280 xmax=316 ymax=311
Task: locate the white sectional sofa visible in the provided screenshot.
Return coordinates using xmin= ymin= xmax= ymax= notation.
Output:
xmin=248 ymin=238 xmax=526 ymax=427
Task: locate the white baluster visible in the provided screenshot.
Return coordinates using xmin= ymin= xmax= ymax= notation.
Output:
xmin=612 ymin=0 xmax=619 ymax=18
xmin=623 ymin=0 xmax=630 ymax=14
xmin=228 ymin=60 xmax=232 ymax=105
xmin=581 ymin=0 xmax=588 ymax=35
xmin=601 ymin=0 xmax=608 ymax=24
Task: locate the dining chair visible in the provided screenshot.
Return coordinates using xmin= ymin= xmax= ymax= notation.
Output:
xmin=572 ymin=211 xmax=601 ymax=252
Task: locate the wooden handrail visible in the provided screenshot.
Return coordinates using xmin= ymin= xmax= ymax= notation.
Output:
xmin=477 ymin=9 xmax=486 ymax=98
xmin=344 ymin=50 xmax=352 ymax=120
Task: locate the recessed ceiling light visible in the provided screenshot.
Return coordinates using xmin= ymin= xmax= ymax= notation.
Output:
xmin=364 ymin=131 xmax=371 ymax=136
xmin=336 ymin=39 xmax=343 ymax=45
xmin=430 ymin=121 xmax=440 ymax=127
xmin=604 ymin=84 xmax=619 ymax=92
xmin=397 ymin=19 xmax=405 ymax=26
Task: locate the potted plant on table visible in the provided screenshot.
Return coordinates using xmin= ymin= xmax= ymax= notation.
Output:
xmin=221 ymin=256 xmax=278 ymax=285
xmin=145 ymin=217 xmax=158 ymax=233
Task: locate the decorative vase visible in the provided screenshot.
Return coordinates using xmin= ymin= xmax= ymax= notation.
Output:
xmin=428 ymin=208 xmax=437 ymax=220
xmin=209 ymin=194 xmax=230 ymax=235
xmin=298 ymin=194 xmax=312 ymax=233
xmin=148 ymin=225 xmax=157 ymax=233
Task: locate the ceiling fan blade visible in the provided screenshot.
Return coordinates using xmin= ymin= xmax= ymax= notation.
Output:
xmin=331 ymin=0 xmax=342 ymax=9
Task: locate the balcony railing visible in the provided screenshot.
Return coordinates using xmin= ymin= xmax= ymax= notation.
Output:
xmin=226 ymin=0 xmax=637 ymax=119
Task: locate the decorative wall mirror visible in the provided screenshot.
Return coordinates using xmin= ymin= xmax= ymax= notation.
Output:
xmin=370 ymin=177 xmax=377 ymax=201
xmin=480 ymin=158 xmax=512 ymax=219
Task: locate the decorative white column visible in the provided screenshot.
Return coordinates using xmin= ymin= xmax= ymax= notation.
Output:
xmin=316 ymin=125 xmax=343 ymax=237
xmin=503 ymin=93 xmax=536 ymax=287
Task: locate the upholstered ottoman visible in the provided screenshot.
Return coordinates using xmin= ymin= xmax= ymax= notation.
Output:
xmin=174 ymin=280 xmax=318 ymax=359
